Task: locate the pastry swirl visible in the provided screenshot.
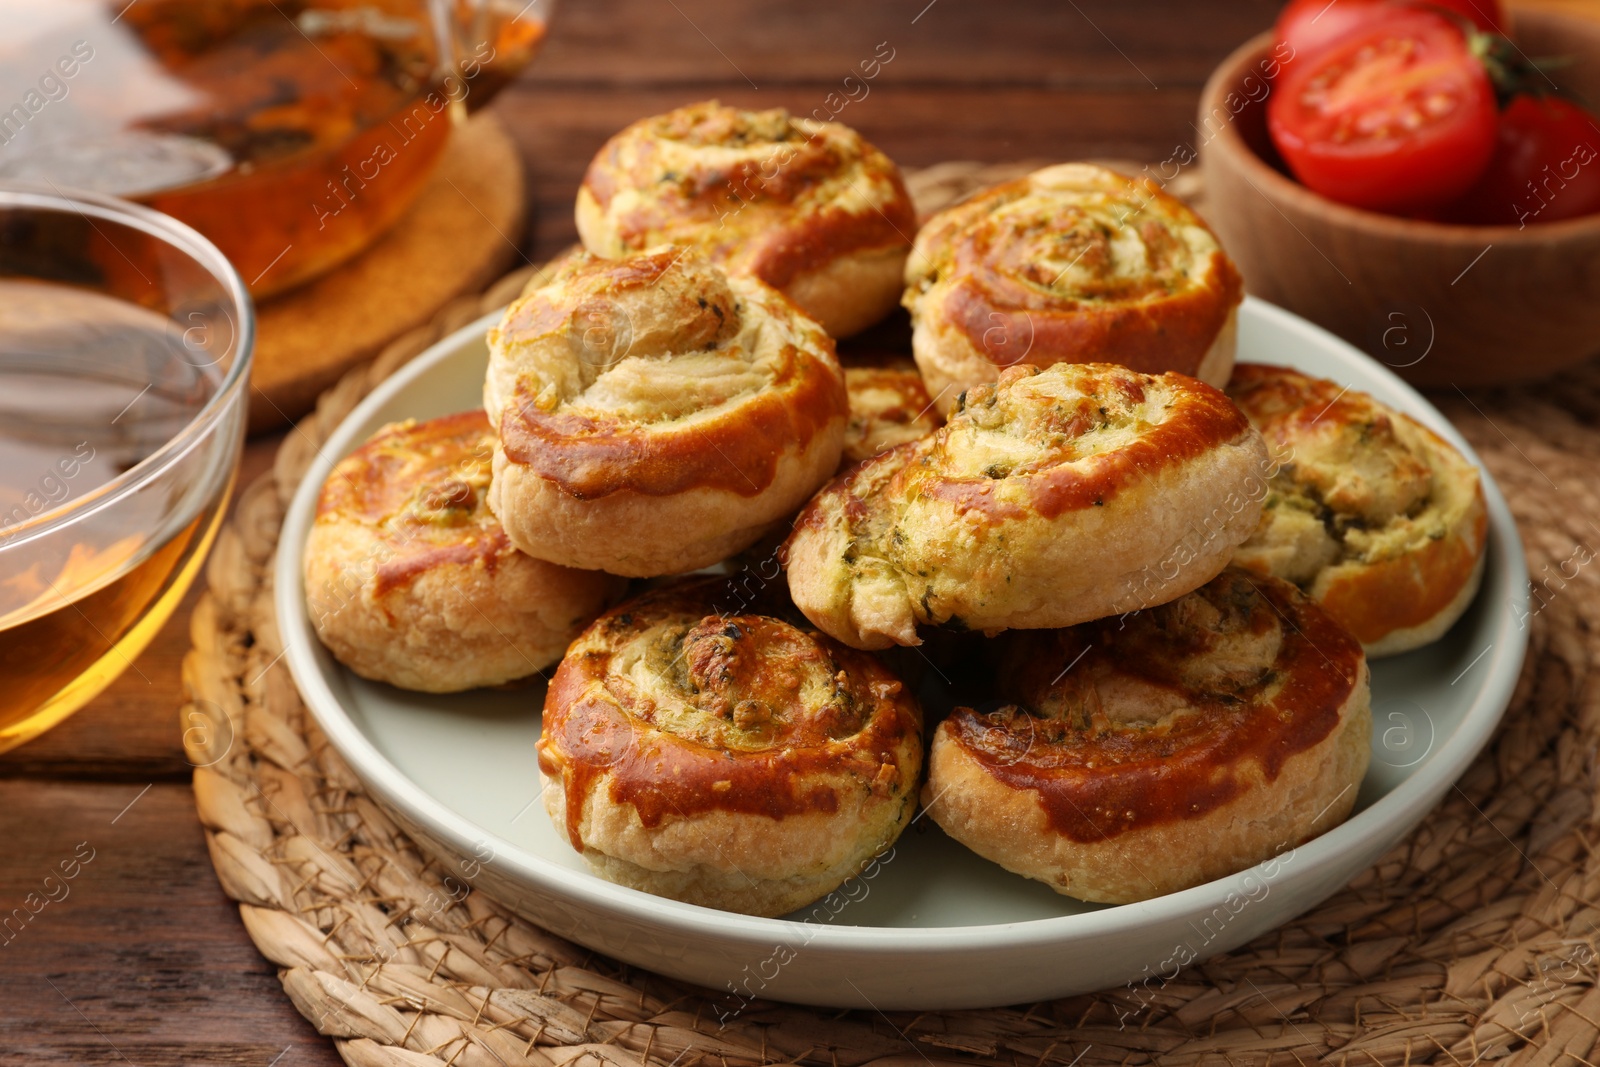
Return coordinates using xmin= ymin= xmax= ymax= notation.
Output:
xmin=484 ymin=249 xmax=848 ymax=577
xmin=783 ymin=362 xmax=1270 ymax=649
xmin=904 ymin=163 xmax=1243 ymax=414
xmin=1225 ymin=363 xmax=1488 ymax=656
xmin=576 ymin=100 xmax=917 ymax=338
xmin=303 ymin=411 xmax=623 ymax=692
xmin=538 ymin=579 xmax=923 ymax=916
xmin=925 ymin=568 xmax=1371 ymax=904
xmin=842 ymin=362 xmax=941 ymax=467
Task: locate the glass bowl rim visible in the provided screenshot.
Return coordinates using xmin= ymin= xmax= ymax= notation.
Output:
xmin=0 ymin=182 xmax=256 ymax=552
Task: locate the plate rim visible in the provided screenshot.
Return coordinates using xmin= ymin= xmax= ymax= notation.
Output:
xmin=275 ymin=295 xmax=1530 ymax=956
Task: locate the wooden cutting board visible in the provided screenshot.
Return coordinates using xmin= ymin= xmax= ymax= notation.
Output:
xmin=247 ymin=112 xmax=527 ymax=431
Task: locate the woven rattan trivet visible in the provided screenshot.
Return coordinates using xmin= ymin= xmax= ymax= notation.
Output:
xmin=186 ymin=163 xmax=1600 ymax=1067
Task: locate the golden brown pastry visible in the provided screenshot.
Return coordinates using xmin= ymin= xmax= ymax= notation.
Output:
xmin=303 ymin=412 xmax=624 ymax=693
xmin=842 ymin=362 xmax=941 ymax=466
xmin=904 ymin=163 xmax=1244 ymax=415
xmin=783 ymin=362 xmax=1270 ymax=649
xmin=576 ymin=100 xmax=917 ymax=338
xmin=1226 ymin=364 xmax=1487 ymax=656
xmin=484 ymin=249 xmax=848 ymax=577
xmin=538 ymin=579 xmax=923 ymax=916
xmin=924 ymin=568 xmax=1371 ymax=904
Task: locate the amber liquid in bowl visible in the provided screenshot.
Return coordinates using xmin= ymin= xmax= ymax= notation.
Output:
xmin=0 ymin=1 xmax=545 ymax=297
xmin=0 ymin=280 xmax=234 ymax=753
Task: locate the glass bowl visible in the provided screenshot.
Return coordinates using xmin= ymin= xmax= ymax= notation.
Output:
xmin=0 ymin=185 xmax=254 ymax=753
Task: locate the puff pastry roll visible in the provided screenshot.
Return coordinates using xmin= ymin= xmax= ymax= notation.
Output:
xmin=577 ymin=100 xmax=916 ymax=338
xmin=784 ymin=362 xmax=1269 ymax=649
xmin=925 ymin=568 xmax=1371 ymax=903
xmin=304 ymin=411 xmax=623 ymax=692
xmin=485 ymin=249 xmax=847 ymax=577
xmin=904 ymin=163 xmax=1243 ymax=414
xmin=538 ymin=579 xmax=923 ymax=916
xmin=1226 ymin=363 xmax=1487 ymax=655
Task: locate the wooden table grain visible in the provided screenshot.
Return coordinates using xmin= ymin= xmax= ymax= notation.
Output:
xmin=4 ymin=0 xmax=1573 ymax=1060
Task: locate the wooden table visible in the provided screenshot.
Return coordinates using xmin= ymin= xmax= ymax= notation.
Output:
xmin=0 ymin=0 xmax=1574 ymax=1061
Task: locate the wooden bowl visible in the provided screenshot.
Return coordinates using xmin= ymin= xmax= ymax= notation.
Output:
xmin=1199 ymin=10 xmax=1600 ymax=388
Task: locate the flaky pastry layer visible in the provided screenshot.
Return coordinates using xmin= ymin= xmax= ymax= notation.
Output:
xmin=305 ymin=411 xmax=622 ymax=692
xmin=577 ymin=100 xmax=916 ymax=337
xmin=925 ymin=569 xmax=1371 ymax=903
xmin=538 ymin=579 xmax=923 ymax=916
xmin=1226 ymin=363 xmax=1487 ymax=655
xmin=904 ymin=162 xmax=1243 ymax=413
xmin=784 ymin=362 xmax=1270 ymax=648
xmin=485 ymin=249 xmax=847 ymax=576
xmin=842 ymin=362 xmax=942 ymax=467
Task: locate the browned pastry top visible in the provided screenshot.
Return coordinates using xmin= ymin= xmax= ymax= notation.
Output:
xmin=942 ymin=569 xmax=1364 ymax=842
xmin=906 ymin=163 xmax=1242 ymax=374
xmin=799 ymin=362 xmax=1252 ymax=533
xmin=580 ymin=100 xmax=916 ymax=290
xmin=486 ymin=249 xmax=847 ymax=500
xmin=538 ymin=580 xmax=922 ymax=850
xmin=1225 ymin=362 xmax=1486 ymax=646
xmin=1228 ymin=363 xmax=1433 ymax=522
xmin=313 ymin=410 xmax=508 ymax=597
xmin=842 ymin=363 xmax=941 ymax=464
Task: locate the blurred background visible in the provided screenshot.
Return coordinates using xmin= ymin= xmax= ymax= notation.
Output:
xmin=497 ymin=0 xmax=1594 ymax=259
xmin=1 ymin=0 xmax=1593 ymax=1063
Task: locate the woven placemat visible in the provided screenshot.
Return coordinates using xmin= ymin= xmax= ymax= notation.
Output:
xmin=186 ymin=163 xmax=1600 ymax=1067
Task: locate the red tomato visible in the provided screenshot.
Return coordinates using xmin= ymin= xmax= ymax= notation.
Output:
xmin=1274 ymin=0 xmax=1506 ymax=69
xmin=1267 ymin=10 xmax=1499 ymax=213
xmin=1448 ymin=95 xmax=1600 ymax=225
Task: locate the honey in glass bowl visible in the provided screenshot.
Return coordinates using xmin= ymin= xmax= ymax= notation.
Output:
xmin=0 ymin=0 xmax=549 ymax=298
xmin=0 ymin=187 xmax=253 ymax=753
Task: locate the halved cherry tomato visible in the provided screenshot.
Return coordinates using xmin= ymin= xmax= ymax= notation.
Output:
xmin=1447 ymin=95 xmax=1600 ymax=225
xmin=1274 ymin=0 xmax=1506 ymax=71
xmin=1267 ymin=9 xmax=1499 ymax=213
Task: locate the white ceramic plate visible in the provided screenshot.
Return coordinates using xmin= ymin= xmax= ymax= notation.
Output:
xmin=277 ymin=297 xmax=1528 ymax=1010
